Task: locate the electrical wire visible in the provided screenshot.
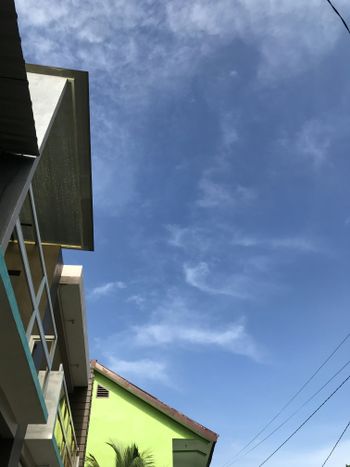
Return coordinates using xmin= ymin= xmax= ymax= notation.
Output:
xmin=221 ymin=332 xmax=350 ymax=467
xmin=321 ymin=419 xmax=350 ymax=466
xmin=258 ymin=373 xmax=350 ymax=466
xmin=326 ymin=0 xmax=350 ymax=34
xmin=225 ymin=357 xmax=350 ymax=466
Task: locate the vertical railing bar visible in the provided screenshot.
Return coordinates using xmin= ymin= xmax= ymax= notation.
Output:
xmin=28 ymin=185 xmax=59 ymax=363
xmin=28 ymin=186 xmax=58 ymax=336
xmin=35 ymin=275 xmax=46 ymax=307
xmin=26 ymin=309 xmax=37 ymax=341
xmin=15 ymin=220 xmax=37 ymax=307
xmin=34 ymin=311 xmax=51 ymax=371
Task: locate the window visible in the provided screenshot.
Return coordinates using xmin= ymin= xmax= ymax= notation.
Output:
xmin=96 ymin=385 xmax=109 ymax=398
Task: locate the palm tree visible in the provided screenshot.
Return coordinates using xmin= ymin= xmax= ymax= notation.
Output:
xmin=86 ymin=442 xmax=155 ymax=467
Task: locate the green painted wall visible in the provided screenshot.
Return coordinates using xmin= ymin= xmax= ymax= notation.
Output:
xmin=85 ymin=372 xmax=210 ymax=467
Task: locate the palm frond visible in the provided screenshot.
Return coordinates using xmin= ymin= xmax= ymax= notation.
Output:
xmin=105 ymin=441 xmax=155 ymax=467
xmin=106 ymin=441 xmax=124 ymax=466
xmin=85 ymin=453 xmax=101 ymax=467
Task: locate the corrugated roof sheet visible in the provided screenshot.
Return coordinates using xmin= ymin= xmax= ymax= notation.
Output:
xmin=0 ymin=0 xmax=39 ymax=156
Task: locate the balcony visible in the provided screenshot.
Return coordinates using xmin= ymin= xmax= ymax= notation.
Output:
xmin=25 ymin=367 xmax=79 ymax=467
xmin=0 ymin=187 xmax=61 ymax=424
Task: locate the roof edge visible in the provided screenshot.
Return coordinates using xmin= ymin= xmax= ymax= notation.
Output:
xmin=91 ymin=360 xmax=219 ymax=443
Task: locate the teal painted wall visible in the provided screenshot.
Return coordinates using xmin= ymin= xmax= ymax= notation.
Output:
xmin=85 ymin=372 xmax=209 ymax=467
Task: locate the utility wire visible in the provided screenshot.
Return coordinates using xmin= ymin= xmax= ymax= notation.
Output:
xmin=326 ymin=0 xmax=350 ymax=35
xmin=221 ymin=332 xmax=350 ymax=467
xmin=321 ymin=419 xmax=350 ymax=466
xmin=258 ymin=373 xmax=350 ymax=466
xmin=227 ymin=358 xmax=350 ymax=466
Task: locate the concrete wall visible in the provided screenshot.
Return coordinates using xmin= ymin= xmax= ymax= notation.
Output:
xmin=85 ymin=372 xmax=209 ymax=467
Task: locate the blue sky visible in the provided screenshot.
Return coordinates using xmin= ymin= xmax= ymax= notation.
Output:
xmin=17 ymin=1 xmax=350 ymax=465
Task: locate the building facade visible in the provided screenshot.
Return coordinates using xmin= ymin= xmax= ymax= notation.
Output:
xmin=86 ymin=361 xmax=218 ymax=467
xmin=0 ymin=1 xmax=94 ymax=465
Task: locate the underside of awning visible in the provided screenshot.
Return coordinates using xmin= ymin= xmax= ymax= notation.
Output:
xmin=26 ymin=65 xmax=94 ymax=251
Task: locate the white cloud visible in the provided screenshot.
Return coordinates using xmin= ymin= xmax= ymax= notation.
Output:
xmin=279 ymin=115 xmax=349 ymax=171
xmin=105 ymin=355 xmax=169 ymax=384
xmin=220 ymin=112 xmax=239 ymax=149
xmin=16 ymin=0 xmax=348 ymax=214
xmin=197 ymin=179 xmax=256 ymax=209
xmin=98 ymin=294 xmax=262 ymax=366
xmin=184 ymin=262 xmax=257 ymax=299
xmin=133 ymin=321 xmax=260 ymax=360
xmin=166 ymin=225 xmax=189 ymax=248
xmin=295 ymin=119 xmax=333 ymax=168
xmin=166 ymin=224 xmax=212 ymax=253
xmin=126 ymin=294 xmax=145 ymax=306
xmin=232 ymin=233 xmax=321 ymax=253
xmin=89 ymin=280 xmax=126 ymax=299
xmin=17 ymin=0 xmax=347 ymax=105
xmin=165 ymin=0 xmax=347 ymax=83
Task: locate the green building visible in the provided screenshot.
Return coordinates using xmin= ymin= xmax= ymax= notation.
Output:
xmin=86 ymin=361 xmax=218 ymax=467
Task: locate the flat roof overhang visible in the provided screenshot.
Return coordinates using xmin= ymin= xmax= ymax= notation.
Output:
xmin=0 ymin=0 xmax=39 ymax=157
xmin=58 ymin=266 xmax=90 ymax=388
xmin=26 ymin=64 xmax=94 ymax=251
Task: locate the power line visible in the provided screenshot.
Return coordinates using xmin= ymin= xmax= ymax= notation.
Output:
xmin=321 ymin=419 xmax=350 ymax=466
xmin=221 ymin=332 xmax=350 ymax=467
xmin=237 ymin=358 xmax=350 ymax=463
xmin=258 ymin=373 xmax=350 ymax=466
xmin=326 ymin=0 xmax=350 ymax=35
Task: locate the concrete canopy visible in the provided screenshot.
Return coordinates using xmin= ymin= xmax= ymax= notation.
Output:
xmin=58 ymin=266 xmax=90 ymax=388
xmin=26 ymin=64 xmax=94 ymax=251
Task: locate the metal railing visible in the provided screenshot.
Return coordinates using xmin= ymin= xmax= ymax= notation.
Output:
xmin=4 ymin=185 xmax=58 ymax=389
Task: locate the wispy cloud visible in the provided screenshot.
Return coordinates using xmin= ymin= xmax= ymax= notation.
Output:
xmin=165 ymin=0 xmax=346 ymax=83
xmin=104 ymin=355 xmax=169 ymax=384
xmin=232 ymin=233 xmax=321 ymax=253
xmin=133 ymin=321 xmax=260 ymax=360
xmin=126 ymin=294 xmax=145 ymax=306
xmin=17 ymin=0 xmax=348 ymax=215
xmin=17 ymin=0 xmax=347 ymax=104
xmin=197 ymin=178 xmax=256 ymax=209
xmin=98 ymin=294 xmax=262 ymax=368
xmin=184 ymin=262 xmax=257 ymax=299
xmin=295 ymin=119 xmax=333 ymax=168
xmin=166 ymin=224 xmax=189 ymax=248
xmin=166 ymin=224 xmax=211 ymax=252
xmin=167 ymin=222 xmax=322 ymax=255
xmin=89 ymin=280 xmax=127 ymax=299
